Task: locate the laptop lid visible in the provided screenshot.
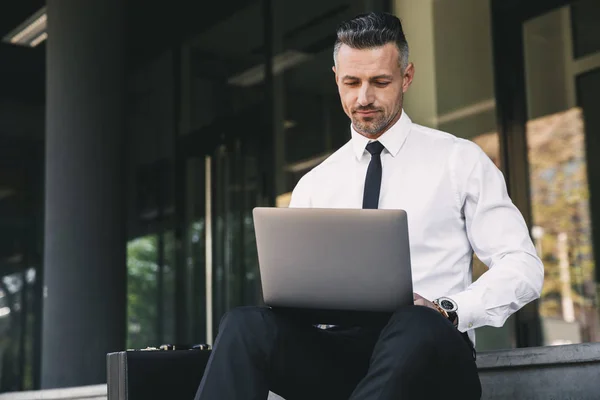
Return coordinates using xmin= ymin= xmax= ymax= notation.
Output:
xmin=253 ymin=207 xmax=413 ymax=314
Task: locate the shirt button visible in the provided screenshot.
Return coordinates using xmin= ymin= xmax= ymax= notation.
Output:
xmin=468 ymin=322 xmax=473 ymax=328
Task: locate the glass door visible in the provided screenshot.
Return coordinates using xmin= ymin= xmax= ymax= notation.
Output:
xmin=176 ymin=0 xmax=269 ymax=345
xmin=211 ymin=138 xmax=263 ymax=329
xmin=181 ymin=130 xmax=264 ymax=345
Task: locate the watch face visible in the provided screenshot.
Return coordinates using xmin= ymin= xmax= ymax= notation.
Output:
xmin=439 ymin=298 xmax=458 ymax=312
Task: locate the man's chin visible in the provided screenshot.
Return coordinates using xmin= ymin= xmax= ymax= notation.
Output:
xmin=353 ymin=121 xmax=384 ymax=136
xmin=356 ymin=128 xmax=384 ymax=137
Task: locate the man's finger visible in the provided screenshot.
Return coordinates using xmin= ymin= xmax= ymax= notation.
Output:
xmin=414 ymin=299 xmax=427 ymax=307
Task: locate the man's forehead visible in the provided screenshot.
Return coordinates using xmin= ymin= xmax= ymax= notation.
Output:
xmin=336 ymin=43 xmax=400 ymax=74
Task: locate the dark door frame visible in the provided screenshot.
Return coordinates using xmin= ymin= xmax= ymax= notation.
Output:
xmin=490 ymin=0 xmax=575 ymax=347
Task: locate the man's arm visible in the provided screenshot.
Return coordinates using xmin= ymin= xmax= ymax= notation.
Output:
xmin=447 ymin=140 xmax=544 ymax=332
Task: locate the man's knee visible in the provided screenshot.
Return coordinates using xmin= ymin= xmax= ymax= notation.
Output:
xmin=218 ymin=306 xmax=274 ymax=338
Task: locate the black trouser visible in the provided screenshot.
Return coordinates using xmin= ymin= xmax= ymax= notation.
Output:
xmin=194 ymin=305 xmax=481 ymax=400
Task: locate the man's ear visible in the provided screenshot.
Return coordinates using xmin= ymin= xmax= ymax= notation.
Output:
xmin=332 ymin=65 xmax=337 ymax=82
xmin=402 ymin=62 xmax=415 ymax=93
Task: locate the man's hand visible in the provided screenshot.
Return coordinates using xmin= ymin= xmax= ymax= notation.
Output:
xmin=414 ymin=292 xmax=453 ymax=322
xmin=413 ymin=293 xmax=437 ymax=310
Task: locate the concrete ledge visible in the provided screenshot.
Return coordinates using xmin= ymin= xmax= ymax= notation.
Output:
xmin=477 ymin=343 xmax=600 ymax=400
xmin=477 ymin=342 xmax=600 ymax=369
xmin=0 ymin=385 xmax=281 ymax=400
xmin=4 ymin=343 xmax=600 ymax=399
xmin=0 ymin=385 xmax=107 ymax=400
xmin=269 ymin=344 xmax=600 ymax=400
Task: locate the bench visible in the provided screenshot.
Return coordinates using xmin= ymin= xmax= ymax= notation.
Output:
xmin=2 ymin=343 xmax=599 ymax=399
xmin=269 ymin=342 xmax=600 ymax=399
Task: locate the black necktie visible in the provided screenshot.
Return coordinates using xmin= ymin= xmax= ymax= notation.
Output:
xmin=362 ymin=141 xmax=385 ymax=209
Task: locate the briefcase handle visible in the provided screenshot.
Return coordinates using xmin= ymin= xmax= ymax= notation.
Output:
xmin=159 ymin=344 xmax=211 ymax=351
xmin=130 ymin=344 xmax=211 ymax=352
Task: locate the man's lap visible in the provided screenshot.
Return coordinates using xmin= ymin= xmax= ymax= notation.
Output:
xmin=230 ymin=305 xmax=476 ymax=399
xmin=266 ymin=310 xmax=379 ymax=400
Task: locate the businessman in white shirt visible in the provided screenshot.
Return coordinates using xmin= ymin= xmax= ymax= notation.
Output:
xmin=195 ymin=12 xmax=544 ymax=400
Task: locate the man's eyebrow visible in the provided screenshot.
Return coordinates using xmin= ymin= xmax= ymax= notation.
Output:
xmin=370 ymin=74 xmax=393 ymax=80
xmin=341 ymin=74 xmax=394 ymax=81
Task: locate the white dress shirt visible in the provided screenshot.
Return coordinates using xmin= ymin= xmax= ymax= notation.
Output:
xmin=289 ymin=110 xmax=544 ymax=341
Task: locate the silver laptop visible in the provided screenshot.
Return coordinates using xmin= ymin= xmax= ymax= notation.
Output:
xmin=252 ymin=207 xmax=413 ymax=313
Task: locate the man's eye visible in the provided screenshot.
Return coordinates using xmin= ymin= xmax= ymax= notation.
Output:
xmin=375 ymin=81 xmax=390 ymax=87
xmin=345 ymin=81 xmax=359 ymax=86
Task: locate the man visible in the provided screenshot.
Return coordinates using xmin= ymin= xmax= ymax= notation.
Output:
xmin=195 ymin=12 xmax=544 ymax=400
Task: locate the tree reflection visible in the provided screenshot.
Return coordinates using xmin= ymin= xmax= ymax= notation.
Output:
xmin=127 ymin=235 xmax=158 ymax=349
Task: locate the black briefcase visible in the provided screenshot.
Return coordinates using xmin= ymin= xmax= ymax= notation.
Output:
xmin=106 ymin=345 xmax=211 ymax=400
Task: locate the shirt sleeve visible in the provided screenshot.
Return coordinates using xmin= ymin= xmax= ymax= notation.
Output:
xmin=449 ymin=140 xmax=544 ymax=332
xmin=288 ymin=172 xmax=313 ymax=208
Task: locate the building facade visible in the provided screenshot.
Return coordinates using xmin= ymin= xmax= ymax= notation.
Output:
xmin=0 ymin=0 xmax=599 ymax=392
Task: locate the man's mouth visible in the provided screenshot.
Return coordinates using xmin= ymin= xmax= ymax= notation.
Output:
xmin=354 ymin=110 xmax=379 ymax=116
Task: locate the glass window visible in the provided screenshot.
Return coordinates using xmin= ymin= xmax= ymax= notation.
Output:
xmin=524 ymin=4 xmax=600 ymax=346
xmin=576 ymin=68 xmax=600 ymax=343
xmin=127 ymin=235 xmax=159 ymax=349
xmin=182 ymin=0 xmax=267 ymax=341
xmin=0 ymin=270 xmax=36 ymax=392
xmin=571 ymin=0 xmax=600 ymax=59
xmin=162 ymin=230 xmax=176 ymax=344
xmin=183 ymin=157 xmax=208 ymax=343
xmin=0 ymin=273 xmax=22 ymax=392
xmin=126 ymin=229 xmax=176 ymax=349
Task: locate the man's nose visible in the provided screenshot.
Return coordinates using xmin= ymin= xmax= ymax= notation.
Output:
xmin=357 ymin=83 xmax=375 ymax=106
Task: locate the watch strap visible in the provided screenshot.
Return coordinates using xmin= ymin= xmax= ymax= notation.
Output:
xmin=432 ymin=301 xmax=449 ymax=319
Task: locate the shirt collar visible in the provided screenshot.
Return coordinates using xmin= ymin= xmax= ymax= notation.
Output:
xmin=351 ymin=110 xmax=412 ymax=161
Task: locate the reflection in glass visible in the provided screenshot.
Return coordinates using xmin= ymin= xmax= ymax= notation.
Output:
xmin=127 ymin=235 xmax=159 ymax=349
xmin=524 ymin=4 xmax=600 ymax=345
xmin=188 ymin=219 xmax=206 ymax=342
xmin=163 ymin=231 xmax=176 ymax=345
xmin=211 ymin=144 xmax=262 ymax=331
xmin=0 ymin=274 xmax=20 ymax=392
xmin=0 ymin=270 xmax=36 ymax=392
xmin=127 ymin=229 xmax=178 ymax=349
xmin=465 ymin=109 xmax=600 ymax=346
xmin=527 ymin=108 xmax=599 ymax=345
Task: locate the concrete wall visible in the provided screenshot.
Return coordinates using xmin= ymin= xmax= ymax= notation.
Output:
xmin=432 ymin=0 xmax=497 ymax=138
xmin=393 ymin=0 xmax=438 ymax=128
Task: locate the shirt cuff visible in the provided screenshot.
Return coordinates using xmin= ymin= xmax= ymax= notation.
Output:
xmin=448 ymin=290 xmax=487 ymax=332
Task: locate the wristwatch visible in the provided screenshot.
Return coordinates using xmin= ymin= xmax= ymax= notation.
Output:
xmin=433 ymin=297 xmax=459 ymax=327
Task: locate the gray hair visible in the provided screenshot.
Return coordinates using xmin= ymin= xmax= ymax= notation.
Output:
xmin=333 ymin=12 xmax=409 ymax=71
